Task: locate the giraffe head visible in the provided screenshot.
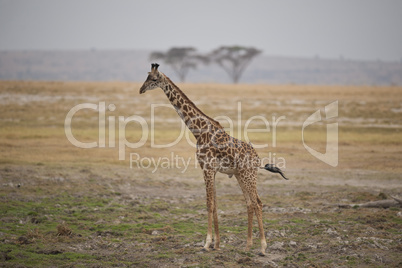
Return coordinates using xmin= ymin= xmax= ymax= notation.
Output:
xmin=139 ymin=63 xmax=163 ymax=94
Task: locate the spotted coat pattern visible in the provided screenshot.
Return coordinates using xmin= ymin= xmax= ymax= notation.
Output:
xmin=139 ymin=64 xmax=267 ymax=255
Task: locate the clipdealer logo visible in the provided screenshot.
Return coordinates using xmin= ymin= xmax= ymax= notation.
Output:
xmin=64 ymin=100 xmax=338 ymax=170
xmin=302 ymin=101 xmax=338 ymax=167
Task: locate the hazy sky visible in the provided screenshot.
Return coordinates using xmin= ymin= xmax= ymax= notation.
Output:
xmin=1 ymin=0 xmax=401 ymax=61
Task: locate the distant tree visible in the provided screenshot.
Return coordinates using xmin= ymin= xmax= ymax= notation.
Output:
xmin=209 ymin=46 xmax=262 ymax=83
xmin=149 ymin=47 xmax=208 ymax=82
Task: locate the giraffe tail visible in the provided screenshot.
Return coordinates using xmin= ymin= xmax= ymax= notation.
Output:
xmin=261 ymin=164 xmax=289 ymax=180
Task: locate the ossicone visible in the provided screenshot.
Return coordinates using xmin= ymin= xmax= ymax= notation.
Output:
xmin=151 ymin=63 xmax=160 ymax=70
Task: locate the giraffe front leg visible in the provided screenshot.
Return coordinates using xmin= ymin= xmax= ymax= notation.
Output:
xmin=212 ymin=182 xmax=220 ymax=250
xmin=203 ymin=206 xmax=213 ymax=251
xmin=202 ymin=170 xmax=216 ymax=251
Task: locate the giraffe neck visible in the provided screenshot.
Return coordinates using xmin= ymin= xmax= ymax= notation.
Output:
xmin=160 ymin=75 xmax=222 ymax=140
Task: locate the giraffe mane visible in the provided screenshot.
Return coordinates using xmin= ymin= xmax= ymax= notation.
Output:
xmin=162 ymin=73 xmax=223 ymax=129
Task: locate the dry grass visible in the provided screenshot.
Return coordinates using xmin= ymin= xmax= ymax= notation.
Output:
xmin=0 ymin=81 xmax=401 ymax=171
xmin=0 ymin=80 xmax=401 ymax=266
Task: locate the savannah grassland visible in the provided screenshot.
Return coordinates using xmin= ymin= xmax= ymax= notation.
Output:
xmin=0 ymin=80 xmax=401 ymax=267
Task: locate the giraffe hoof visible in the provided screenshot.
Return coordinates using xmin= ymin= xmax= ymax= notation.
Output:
xmin=201 ymin=247 xmax=209 ymax=252
xmin=258 ymin=252 xmax=266 ymax=257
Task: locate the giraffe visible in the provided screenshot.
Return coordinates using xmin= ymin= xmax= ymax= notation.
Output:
xmin=139 ymin=63 xmax=288 ymax=256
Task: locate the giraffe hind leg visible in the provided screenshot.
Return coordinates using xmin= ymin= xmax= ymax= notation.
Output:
xmin=253 ymin=192 xmax=267 ymax=256
xmin=238 ymin=171 xmax=267 ymax=256
xmin=235 ymin=174 xmax=253 ymax=251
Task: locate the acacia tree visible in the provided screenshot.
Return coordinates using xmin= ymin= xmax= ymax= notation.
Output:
xmin=209 ymin=46 xmax=262 ymax=83
xmin=149 ymin=47 xmax=208 ymax=82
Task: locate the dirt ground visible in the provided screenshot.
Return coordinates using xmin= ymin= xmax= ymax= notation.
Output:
xmin=0 ymin=81 xmax=401 ymax=267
